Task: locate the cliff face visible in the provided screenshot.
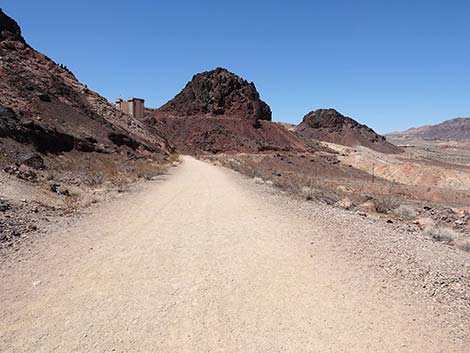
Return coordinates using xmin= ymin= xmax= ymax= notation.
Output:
xmin=0 ymin=9 xmax=25 ymax=43
xmin=295 ymin=109 xmax=402 ymax=154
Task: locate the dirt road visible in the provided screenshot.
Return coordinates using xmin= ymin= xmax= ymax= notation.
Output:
xmin=0 ymin=157 xmax=467 ymax=352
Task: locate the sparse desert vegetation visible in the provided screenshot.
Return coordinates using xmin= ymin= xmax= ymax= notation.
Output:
xmin=0 ymin=150 xmax=179 ymax=248
xmin=393 ymin=205 xmax=418 ymax=220
xmin=458 ymin=240 xmax=470 ymax=253
xmin=425 ymin=226 xmax=458 ymax=244
xmin=423 ymin=226 xmax=470 ymax=253
xmin=373 ymin=194 xmax=400 ymax=214
xmin=204 ymin=144 xmax=470 ymax=256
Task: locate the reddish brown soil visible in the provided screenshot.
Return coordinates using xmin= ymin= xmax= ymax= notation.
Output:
xmin=147 ymin=68 xmax=316 ymax=154
xmin=150 ymin=117 xmax=315 ymax=154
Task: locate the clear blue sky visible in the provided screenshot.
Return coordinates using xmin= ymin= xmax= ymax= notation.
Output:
xmin=3 ymin=0 xmax=470 ymax=133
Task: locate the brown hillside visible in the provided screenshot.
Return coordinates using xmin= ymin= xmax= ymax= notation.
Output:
xmin=149 ymin=68 xmax=311 ymax=154
xmin=0 ymin=9 xmax=172 ymax=157
xmin=386 ymin=117 xmax=470 ymax=141
xmin=155 ymin=67 xmax=271 ymax=126
xmin=295 ymin=109 xmax=402 ymax=154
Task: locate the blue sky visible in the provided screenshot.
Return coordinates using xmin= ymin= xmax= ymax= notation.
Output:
xmin=3 ymin=0 xmax=469 ymax=133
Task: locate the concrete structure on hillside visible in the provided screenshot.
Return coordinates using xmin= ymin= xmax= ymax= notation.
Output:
xmin=115 ymin=98 xmax=145 ymax=120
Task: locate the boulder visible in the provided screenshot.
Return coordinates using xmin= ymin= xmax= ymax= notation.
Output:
xmin=20 ymin=153 xmax=46 ymax=170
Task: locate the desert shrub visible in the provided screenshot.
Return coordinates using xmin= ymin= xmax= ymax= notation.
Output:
xmin=457 ymin=241 xmax=470 ymax=253
xmin=83 ymin=172 xmax=105 ymax=186
xmin=224 ymin=158 xmax=261 ymax=178
xmin=393 ymin=205 xmax=417 ymax=220
xmin=282 ymin=180 xmax=299 ymax=194
xmin=62 ymin=194 xmax=80 ymax=214
xmin=374 ymin=195 xmax=400 ymax=214
xmin=247 ymin=167 xmax=262 ymax=178
xmin=425 ymin=226 xmax=458 ymax=244
xmin=253 ymin=177 xmax=264 ymax=185
xmin=301 ymin=186 xmax=315 ymax=201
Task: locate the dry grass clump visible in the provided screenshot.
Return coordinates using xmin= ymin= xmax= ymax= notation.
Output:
xmin=62 ymin=193 xmax=80 ymax=214
xmin=425 ymin=226 xmax=458 ymax=244
xmin=457 ymin=241 xmax=470 ymax=253
xmin=42 ymin=151 xmax=178 ymax=215
xmin=253 ymin=177 xmax=264 ymax=185
xmin=224 ymin=158 xmax=261 ymax=178
xmin=47 ymin=151 xmax=176 ymax=187
xmin=425 ymin=227 xmax=470 ymax=253
xmin=374 ymin=195 xmax=400 ymax=214
xmin=300 ymin=186 xmax=316 ymax=201
xmin=83 ymin=172 xmax=105 ymax=187
xmin=393 ymin=205 xmax=417 ymax=220
xmin=133 ymin=161 xmax=167 ymax=180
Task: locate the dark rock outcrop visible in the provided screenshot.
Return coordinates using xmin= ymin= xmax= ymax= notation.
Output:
xmin=295 ymin=109 xmax=402 ymax=154
xmin=155 ymin=67 xmax=272 ymax=126
xmin=0 ymin=8 xmax=25 ymax=43
xmin=108 ymin=132 xmax=141 ymax=150
xmin=20 ymin=153 xmax=46 ymax=170
xmin=1 ymin=106 xmax=84 ymax=153
xmin=148 ymin=68 xmax=311 ymax=154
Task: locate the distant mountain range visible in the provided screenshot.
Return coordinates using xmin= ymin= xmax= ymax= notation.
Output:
xmin=387 ymin=118 xmax=470 ymax=141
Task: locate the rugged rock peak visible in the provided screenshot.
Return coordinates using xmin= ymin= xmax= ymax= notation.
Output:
xmin=155 ymin=67 xmax=272 ymax=123
xmin=0 ymin=9 xmax=25 ymax=43
xmin=300 ymin=109 xmax=371 ymax=130
xmin=148 ymin=68 xmax=310 ymax=154
xmin=295 ymin=109 xmax=402 ymax=154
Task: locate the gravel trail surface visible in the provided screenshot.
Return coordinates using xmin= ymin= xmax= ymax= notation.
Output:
xmin=1 ymin=156 xmax=467 ymax=352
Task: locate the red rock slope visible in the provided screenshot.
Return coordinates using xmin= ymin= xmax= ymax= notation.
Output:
xmin=147 ymin=68 xmax=310 ymax=154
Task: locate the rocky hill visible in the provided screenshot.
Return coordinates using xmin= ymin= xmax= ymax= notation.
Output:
xmin=0 ymin=9 xmax=175 ymax=244
xmin=154 ymin=67 xmax=272 ymax=126
xmin=294 ymin=109 xmax=402 ymax=154
xmin=148 ymin=68 xmax=311 ymax=154
xmin=0 ymin=9 xmax=172 ymax=158
xmin=386 ymin=118 xmax=470 ymax=141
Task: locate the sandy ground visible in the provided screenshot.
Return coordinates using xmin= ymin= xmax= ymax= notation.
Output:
xmin=0 ymin=156 xmax=468 ymax=352
xmin=322 ymin=142 xmax=470 ymax=191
